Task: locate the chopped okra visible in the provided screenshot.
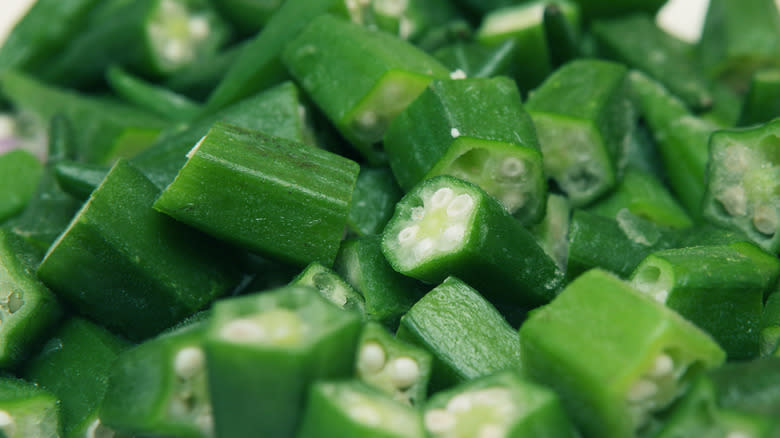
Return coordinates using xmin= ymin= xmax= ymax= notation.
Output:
xmin=0 ymin=378 xmax=61 ymax=438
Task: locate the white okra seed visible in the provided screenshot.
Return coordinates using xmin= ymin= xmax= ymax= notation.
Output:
xmin=398 ymin=225 xmax=419 ymax=244
xmin=424 ymin=409 xmax=456 ymax=434
xmin=174 ymin=346 xmax=205 ymax=379
xmin=0 ymin=410 xmax=14 ymax=436
xmin=627 ymin=379 xmax=658 ymax=403
xmin=446 ymin=394 xmax=472 ymax=413
xmin=348 ymin=405 xmax=381 ymax=426
xmin=446 ymin=194 xmax=474 ymax=217
xmin=478 ymin=424 xmax=505 ymax=438
xmin=188 ymin=16 xmax=211 ymax=40
xmin=414 ymin=238 xmax=435 ymax=260
xmin=431 ymin=188 xmax=455 ymax=208
xmin=717 ymin=185 xmax=747 ymax=217
xmin=753 ymin=204 xmax=777 ymax=236
xmin=442 ymin=225 xmax=466 ymax=247
xmin=220 ymin=319 xmax=266 ymax=343
xmin=500 ymin=157 xmax=526 ymax=178
xmin=359 ymin=342 xmax=387 ymax=374
xmin=649 ymin=354 xmax=674 ymax=377
xmin=388 ymin=356 xmax=420 ymax=389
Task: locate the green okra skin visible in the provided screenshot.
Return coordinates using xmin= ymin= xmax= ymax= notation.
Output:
xmin=740 ymin=69 xmax=780 ymax=126
xmin=335 ymin=236 xmax=426 ymax=329
xmin=708 ymin=357 xmax=780 ymax=417
xmin=296 ymin=380 xmax=426 ymax=438
xmin=396 ymin=277 xmax=523 ymax=391
xmin=530 ymin=193 xmax=571 ymax=271
xmin=451 ymin=0 xmax=521 ymax=17
xmin=698 ymin=0 xmax=780 ymax=93
xmin=384 ymin=77 xmax=547 ymax=225
xmin=213 ymin=0 xmax=283 ymax=36
xmin=0 ymin=150 xmax=42 ymax=223
xmin=153 ymin=122 xmax=359 ymax=268
xmin=650 ymin=375 xmax=722 ymax=438
xmin=40 ymin=0 xmax=232 ymax=88
xmin=161 ymin=41 xmax=245 ymax=101
xmin=23 ymin=318 xmax=130 ymax=438
xmin=37 ymin=160 xmax=242 ymax=341
xmin=623 ymin=122 xmax=667 ymax=182
xmin=132 ymin=80 xmax=310 ymax=190
xmin=415 ymin=19 xmax=473 ymax=53
xmin=433 ymin=40 xmax=518 ymax=80
xmin=587 ymin=167 xmax=693 ymax=229
xmin=422 ymin=370 xmax=579 ymax=438
xmin=526 ymin=59 xmax=633 ymax=206
xmin=761 ymin=289 xmax=780 ymax=356
xmin=100 ymin=318 xmax=213 ymax=438
xmin=702 ymin=119 xmax=780 ymax=253
xmin=355 ymin=322 xmax=433 ymax=406
xmin=0 ymin=228 xmax=62 ymax=369
xmin=371 ymin=0 xmax=461 ymax=43
xmin=519 ymin=269 xmax=726 ymax=438
xmin=630 ymin=244 xmax=779 ymax=360
xmin=1 ymin=71 xmax=167 ymax=164
xmin=282 ymin=14 xmax=449 ymax=163
xmin=240 ymin=253 xmax=301 ymax=294
xmin=628 ymin=70 xmax=718 ymax=219
xmin=52 ymin=161 xmax=110 ymax=201
xmin=543 ymin=3 xmax=581 ymax=69
xmin=204 ymin=286 xmax=362 ymax=438
xmin=0 ymin=377 xmax=62 ymax=438
xmin=566 ymin=0 xmax=666 ymax=22
xmin=291 ymin=262 xmax=367 ymax=317
xmin=106 ymin=65 xmax=201 ymax=122
xmin=381 ymin=175 xmax=564 ymax=307
xmin=347 ymin=167 xmax=404 ymax=238
xmin=566 ymin=209 xmax=678 ymax=280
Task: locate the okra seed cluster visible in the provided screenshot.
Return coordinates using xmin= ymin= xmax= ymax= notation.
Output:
xmin=0 ymin=410 xmax=14 ymax=437
xmin=424 ymin=387 xmax=517 ymax=438
xmin=358 ymin=341 xmax=423 ymax=401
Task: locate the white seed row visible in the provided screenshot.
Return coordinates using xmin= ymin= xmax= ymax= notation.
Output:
xmin=174 ymin=346 xmax=205 ymax=380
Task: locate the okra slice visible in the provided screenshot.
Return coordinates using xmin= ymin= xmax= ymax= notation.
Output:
xmin=291 ymin=262 xmax=366 ymax=317
xmin=396 ymin=277 xmax=523 ymax=391
xmin=204 ymin=285 xmax=362 ymax=438
xmin=355 ymin=322 xmax=432 ymax=406
xmin=519 ymin=269 xmax=726 ymax=438
xmin=213 ymin=0 xmax=282 ymax=35
xmin=106 ymin=65 xmax=201 ymax=122
xmin=153 ymin=122 xmax=359 ymax=267
xmin=740 ymin=69 xmax=780 ymax=126
xmin=37 ymin=160 xmax=242 ymax=340
xmin=542 ymin=3 xmax=581 ymax=68
xmin=297 ymin=380 xmax=426 ymax=438
xmin=382 ymin=176 xmax=563 ymax=307
xmin=433 ymin=40 xmax=518 ymax=80
xmin=702 ymin=119 xmax=780 ymax=253
xmin=530 ymin=193 xmax=571 ymax=271
xmin=526 ymin=59 xmax=633 ymax=206
xmin=630 ymin=243 xmax=779 ymax=359
xmin=23 ymin=318 xmax=130 ymax=438
xmin=100 ymin=318 xmax=213 ymax=438
xmin=335 ymin=236 xmax=426 ymax=329
xmin=0 ymin=150 xmax=42 ymax=223
xmin=384 ymin=77 xmax=547 ymax=225
xmin=588 ymin=167 xmax=693 ymax=229
xmin=761 ymin=289 xmax=780 ymax=356
xmin=422 ymin=370 xmax=578 ymax=438
xmin=282 ymin=14 xmax=449 ymax=162
xmin=0 ymin=378 xmax=61 ymax=438
xmin=371 ymin=0 xmax=461 ymax=42
xmin=52 ymin=161 xmax=110 ymax=201
xmin=0 ymin=228 xmax=61 ymax=368
xmin=347 ymin=167 xmax=403 ymax=237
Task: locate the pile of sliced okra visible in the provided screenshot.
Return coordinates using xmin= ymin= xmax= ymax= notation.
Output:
xmin=0 ymin=0 xmax=779 ymax=436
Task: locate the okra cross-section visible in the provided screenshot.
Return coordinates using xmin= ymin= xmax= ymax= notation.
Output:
xmin=423 ymin=370 xmax=579 ymax=438
xmin=0 ymin=377 xmax=61 ymax=438
xmin=204 ymin=285 xmax=362 ymax=438
xmin=519 ymin=269 xmax=725 ymax=438
xmin=290 ymin=262 xmax=367 ymax=317
xmin=153 ymin=122 xmax=360 ymax=267
xmin=381 ymin=175 xmax=563 ymax=307
xmin=384 ymin=77 xmax=547 ymax=225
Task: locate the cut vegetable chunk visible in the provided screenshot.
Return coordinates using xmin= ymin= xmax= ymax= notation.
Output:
xmin=0 ymin=377 xmax=61 ymax=438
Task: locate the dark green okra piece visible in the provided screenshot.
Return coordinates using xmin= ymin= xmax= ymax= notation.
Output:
xmin=384 ymin=77 xmax=547 ymax=225
xmin=396 ymin=277 xmax=523 ymax=391
xmin=423 ymin=370 xmax=578 ymax=438
xmin=23 ymin=318 xmax=130 ymax=438
xmin=702 ymin=119 xmax=780 ymax=253
xmin=0 ymin=228 xmax=61 ymax=369
xmin=291 ymin=262 xmax=366 ymax=317
xmin=37 ymin=159 xmax=242 ymax=341
xmin=106 ymin=65 xmax=201 ymax=122
xmin=370 ymin=0 xmax=461 ymax=43
xmin=592 ymin=13 xmax=715 ymax=111
xmin=161 ymin=40 xmax=245 ymax=100
xmin=433 ymin=40 xmax=518 ymax=80
xmin=282 ymin=14 xmax=449 ymax=162
xmin=740 ymin=69 xmax=780 ymax=126
xmin=566 ymin=0 xmax=666 ymax=22
xmin=415 ymin=19 xmax=473 ymax=53
xmin=630 ymin=243 xmax=780 ymax=359
xmin=355 ymin=322 xmax=433 ymax=406
xmin=297 ymin=380 xmax=426 ymax=438
xmin=761 ymin=289 xmax=780 ymax=356
xmin=213 ymin=0 xmax=283 ymax=36
xmin=204 ymin=285 xmax=362 ymax=438
xmin=335 ymin=236 xmax=426 ymax=329
xmin=543 ymin=3 xmax=581 ymax=68
xmin=0 ymin=377 xmax=61 ymax=438
xmin=382 ymin=175 xmax=564 ymax=307
xmin=0 ymin=150 xmax=42 ymax=223
xmin=531 ymin=193 xmax=571 ymax=271
xmin=526 ymin=59 xmax=633 ymax=206
xmin=100 ymin=318 xmax=213 ymax=438
xmin=52 ymin=161 xmax=110 ymax=201
xmin=519 ymin=269 xmax=726 ymax=438
xmin=347 ymin=167 xmax=403 ymax=237
xmin=153 ymin=122 xmax=359 ymax=267
xmin=698 ymin=0 xmax=780 ymax=92
xmin=587 ymin=167 xmax=693 ymax=229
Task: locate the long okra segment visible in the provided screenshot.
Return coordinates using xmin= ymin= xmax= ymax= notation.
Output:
xmin=396 ymin=277 xmax=523 ymax=391
xmin=0 ymin=150 xmax=42 ymax=223
xmin=739 ymin=69 xmax=780 ymax=126
xmin=23 ymin=318 xmax=130 ymax=438
xmin=702 ymin=119 xmax=780 ymax=253
xmin=630 ymin=244 xmax=779 ymax=359
xmin=297 ymin=381 xmax=426 ymax=438
xmin=52 ymin=161 xmax=110 ymax=201
xmin=384 ymin=77 xmax=547 ymax=225
xmin=423 ymin=370 xmax=578 ymax=438
xmin=526 ymin=59 xmax=633 ymax=206
xmin=100 ymin=319 xmax=213 ymax=438
xmin=282 ymin=14 xmax=449 ymax=162
xmin=37 ymin=160 xmax=242 ymax=340
xmin=153 ymin=122 xmax=359 ymax=267
xmin=105 ymin=65 xmax=201 ymax=122
xmin=382 ymin=176 xmax=564 ymax=307
xmin=204 ymin=286 xmax=362 ymax=438
xmin=519 ymin=269 xmax=725 ymax=438
xmin=531 ymin=193 xmax=571 ymax=271
xmin=355 ymin=322 xmax=433 ymax=406
xmin=290 ymin=262 xmax=367 ymax=317
xmin=0 ymin=377 xmax=61 ymax=438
